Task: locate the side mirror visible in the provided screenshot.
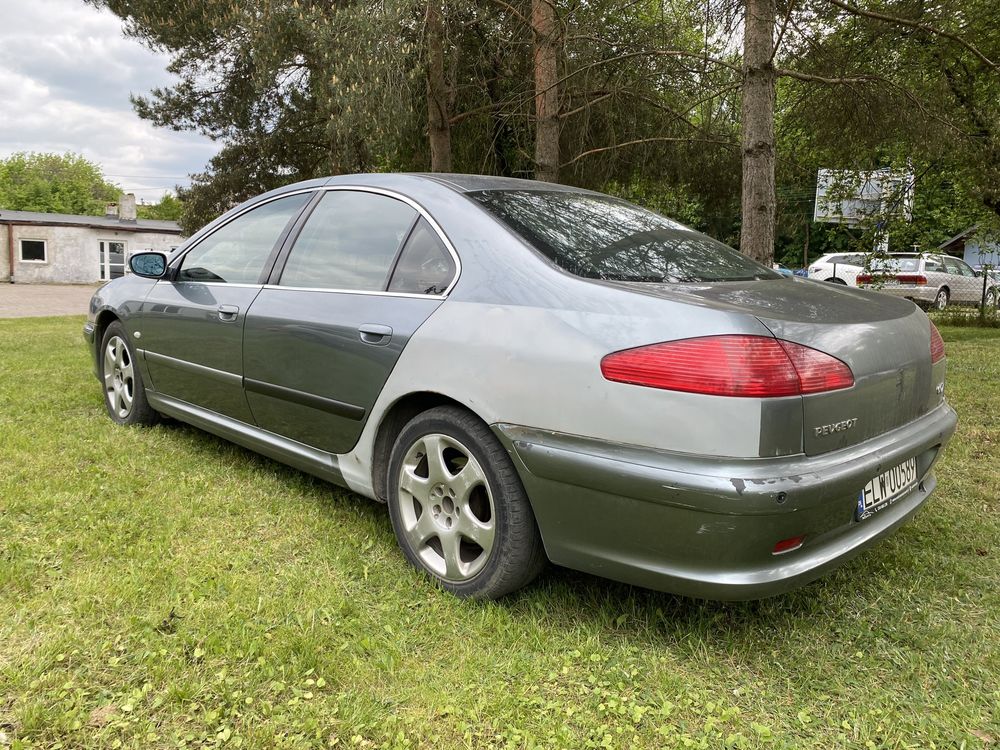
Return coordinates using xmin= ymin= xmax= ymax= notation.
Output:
xmin=129 ymin=252 xmax=167 ymax=278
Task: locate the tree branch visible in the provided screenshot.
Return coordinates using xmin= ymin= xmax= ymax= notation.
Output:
xmin=825 ymin=0 xmax=998 ymax=70
xmin=562 ymin=136 xmax=734 ymax=168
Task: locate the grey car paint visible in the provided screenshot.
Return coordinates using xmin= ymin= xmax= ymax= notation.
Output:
xmin=85 ymin=172 xmax=958 ymax=600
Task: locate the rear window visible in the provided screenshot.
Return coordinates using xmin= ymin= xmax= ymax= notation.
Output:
xmin=468 ymin=190 xmax=780 ymax=283
xmin=872 ymin=255 xmax=920 ymax=273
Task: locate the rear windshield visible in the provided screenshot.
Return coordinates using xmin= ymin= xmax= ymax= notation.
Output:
xmin=468 ymin=190 xmax=781 ymax=283
xmin=872 ymin=255 xmax=920 ymax=273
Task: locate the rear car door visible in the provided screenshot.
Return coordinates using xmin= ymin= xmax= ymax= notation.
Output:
xmin=138 ymin=192 xmax=312 ymax=422
xmin=943 ymin=256 xmax=979 ymax=303
xmin=242 ymin=188 xmax=458 ymax=454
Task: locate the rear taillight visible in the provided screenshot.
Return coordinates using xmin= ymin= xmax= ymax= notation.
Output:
xmin=857 ymin=274 xmax=872 ymax=284
xmin=897 ymin=274 xmax=927 ymax=285
xmin=930 ymin=322 xmax=945 ymax=363
xmin=600 ymin=335 xmax=855 ymax=398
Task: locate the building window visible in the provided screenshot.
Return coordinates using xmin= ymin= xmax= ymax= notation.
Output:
xmin=20 ymin=239 xmax=47 ymax=263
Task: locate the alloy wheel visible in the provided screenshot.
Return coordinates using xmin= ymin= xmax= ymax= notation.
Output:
xmin=103 ymin=335 xmax=135 ymax=419
xmin=397 ymin=433 xmax=496 ymax=582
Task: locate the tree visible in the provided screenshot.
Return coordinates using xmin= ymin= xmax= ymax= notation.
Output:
xmin=532 ymin=0 xmax=560 ymax=182
xmin=0 ymin=152 xmax=120 ymax=215
xmin=739 ymin=0 xmax=776 ymax=264
xmin=137 ymin=193 xmax=184 ymax=221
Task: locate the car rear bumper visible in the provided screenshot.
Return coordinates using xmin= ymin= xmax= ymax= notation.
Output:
xmin=861 ymin=284 xmax=937 ymax=305
xmin=494 ymin=402 xmax=957 ymax=600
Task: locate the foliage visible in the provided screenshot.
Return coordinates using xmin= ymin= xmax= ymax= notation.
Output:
xmin=0 ymin=153 xmax=120 ymax=216
xmin=1 ymin=316 xmax=999 ymax=748
xmin=136 ymin=193 xmax=184 ymax=222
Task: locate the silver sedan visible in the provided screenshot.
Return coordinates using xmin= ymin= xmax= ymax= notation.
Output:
xmin=83 ymin=174 xmax=957 ymax=599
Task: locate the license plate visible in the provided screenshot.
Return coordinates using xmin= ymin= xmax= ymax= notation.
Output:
xmin=857 ymin=458 xmax=918 ymax=520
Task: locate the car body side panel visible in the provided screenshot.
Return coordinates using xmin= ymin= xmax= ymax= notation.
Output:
xmin=242 ymin=288 xmax=443 ymax=454
xmin=336 ymin=296 xmax=776 ymax=498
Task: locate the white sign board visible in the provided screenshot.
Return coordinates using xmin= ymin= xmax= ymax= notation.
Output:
xmin=814 ymin=168 xmax=914 ymax=225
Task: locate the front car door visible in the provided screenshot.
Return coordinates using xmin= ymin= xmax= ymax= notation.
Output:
xmin=137 ymin=191 xmax=312 ymax=422
xmin=243 ymin=188 xmax=459 ymax=454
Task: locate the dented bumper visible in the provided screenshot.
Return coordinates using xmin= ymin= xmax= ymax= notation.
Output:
xmin=494 ymin=402 xmax=958 ymax=600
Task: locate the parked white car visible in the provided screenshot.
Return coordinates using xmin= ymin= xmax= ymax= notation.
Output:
xmin=807 ymin=253 xmax=866 ymax=286
xmin=857 ymin=253 xmax=999 ymax=309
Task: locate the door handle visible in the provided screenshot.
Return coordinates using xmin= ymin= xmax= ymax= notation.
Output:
xmin=218 ymin=304 xmax=240 ymax=322
xmin=358 ymin=324 xmax=393 ymax=346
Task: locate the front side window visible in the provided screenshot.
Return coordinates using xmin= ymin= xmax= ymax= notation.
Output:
xmin=280 ymin=191 xmax=417 ymax=291
xmin=468 ymin=190 xmax=779 ymax=283
xmin=178 ymin=193 xmax=310 ymax=284
xmin=388 ymin=218 xmax=456 ymax=295
xmin=20 ymin=239 xmax=46 ymax=262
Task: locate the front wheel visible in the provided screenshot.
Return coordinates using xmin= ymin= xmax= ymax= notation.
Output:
xmin=99 ymin=321 xmax=159 ymax=426
xmin=387 ymin=405 xmax=546 ymax=599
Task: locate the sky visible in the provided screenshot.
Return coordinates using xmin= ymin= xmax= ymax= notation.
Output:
xmin=0 ymin=0 xmax=218 ymax=203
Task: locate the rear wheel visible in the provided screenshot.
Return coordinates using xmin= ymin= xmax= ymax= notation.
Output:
xmin=99 ymin=321 xmax=159 ymax=426
xmin=986 ymin=288 xmax=998 ymax=308
xmin=934 ymin=288 xmax=950 ymax=310
xmin=387 ymin=405 xmax=545 ymax=599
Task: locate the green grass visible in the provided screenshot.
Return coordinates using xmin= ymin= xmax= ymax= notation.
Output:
xmin=1 ymin=317 xmax=998 ymax=750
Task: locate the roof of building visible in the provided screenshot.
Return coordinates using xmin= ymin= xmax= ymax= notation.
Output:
xmin=937 ymin=225 xmax=977 ymax=250
xmin=0 ymin=208 xmax=182 ymax=234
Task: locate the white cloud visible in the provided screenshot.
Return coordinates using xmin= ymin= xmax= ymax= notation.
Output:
xmin=0 ymin=0 xmax=217 ymax=203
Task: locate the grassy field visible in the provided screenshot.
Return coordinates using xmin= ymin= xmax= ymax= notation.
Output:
xmin=1 ymin=317 xmax=997 ymax=750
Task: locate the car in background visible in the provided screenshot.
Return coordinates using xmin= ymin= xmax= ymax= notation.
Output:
xmin=83 ymin=174 xmax=957 ymax=601
xmin=772 ymin=263 xmax=794 ymax=277
xmin=807 ymin=253 xmax=865 ymax=286
xmin=857 ymin=253 xmax=999 ymax=309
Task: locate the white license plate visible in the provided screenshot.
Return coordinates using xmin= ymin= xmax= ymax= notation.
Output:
xmin=857 ymin=458 xmax=918 ymax=520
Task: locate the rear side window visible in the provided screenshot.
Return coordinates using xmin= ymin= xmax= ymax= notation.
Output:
xmin=924 ymin=257 xmax=944 ymax=272
xmin=388 ymin=219 xmax=456 ymax=295
xmin=469 ymin=190 xmax=779 ymax=283
xmin=280 ymin=191 xmax=416 ymax=291
xmin=178 ymin=193 xmax=310 ymax=284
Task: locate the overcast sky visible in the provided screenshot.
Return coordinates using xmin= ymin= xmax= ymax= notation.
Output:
xmin=0 ymin=0 xmax=218 ymax=203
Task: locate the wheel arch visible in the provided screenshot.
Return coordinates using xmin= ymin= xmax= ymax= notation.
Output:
xmin=370 ymin=391 xmax=488 ymax=502
xmin=94 ymin=309 xmax=120 ymax=354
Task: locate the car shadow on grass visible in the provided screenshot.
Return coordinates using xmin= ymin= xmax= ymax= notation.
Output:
xmin=153 ymin=415 xmax=956 ymax=655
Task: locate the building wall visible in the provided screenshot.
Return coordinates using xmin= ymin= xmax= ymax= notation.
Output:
xmin=964 ymin=240 xmax=1000 ymax=270
xmin=4 ymin=225 xmax=181 ymax=283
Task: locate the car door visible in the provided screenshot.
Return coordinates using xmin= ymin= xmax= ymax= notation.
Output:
xmin=137 ymin=191 xmax=313 ymax=422
xmin=242 ymin=188 xmax=458 ymax=455
xmin=943 ymin=256 xmax=979 ymax=303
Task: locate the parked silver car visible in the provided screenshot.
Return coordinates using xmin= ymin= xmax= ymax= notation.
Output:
xmin=83 ymin=174 xmax=957 ymax=600
xmin=858 ymin=252 xmax=999 ymax=309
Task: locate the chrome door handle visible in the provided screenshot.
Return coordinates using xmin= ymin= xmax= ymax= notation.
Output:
xmin=358 ymin=324 xmax=392 ymax=346
xmin=218 ymin=304 xmax=240 ymax=322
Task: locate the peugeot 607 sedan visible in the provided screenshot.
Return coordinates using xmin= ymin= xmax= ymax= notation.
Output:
xmin=84 ymin=174 xmax=957 ymax=600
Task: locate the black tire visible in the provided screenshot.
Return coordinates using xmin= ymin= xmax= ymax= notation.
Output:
xmin=386 ymin=405 xmax=546 ymax=599
xmin=986 ymin=288 xmax=998 ymax=308
xmin=99 ymin=321 xmax=159 ymax=426
xmin=826 ymin=277 xmax=847 ymax=285
xmin=934 ymin=288 xmax=950 ymax=310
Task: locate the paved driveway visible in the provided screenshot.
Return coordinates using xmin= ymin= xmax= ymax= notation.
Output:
xmin=0 ymin=283 xmax=100 ymax=318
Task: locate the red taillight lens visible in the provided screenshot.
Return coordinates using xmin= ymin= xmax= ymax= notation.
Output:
xmin=897 ymin=274 xmax=927 ymax=285
xmin=930 ymin=322 xmax=945 ymax=363
xmin=857 ymin=274 xmax=872 ymax=284
xmin=600 ymin=335 xmax=854 ymax=398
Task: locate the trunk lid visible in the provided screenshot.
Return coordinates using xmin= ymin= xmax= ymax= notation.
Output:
xmin=610 ymin=277 xmax=941 ymax=455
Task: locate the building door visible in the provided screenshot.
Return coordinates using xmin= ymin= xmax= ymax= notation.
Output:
xmin=99 ymin=240 xmax=127 ymax=280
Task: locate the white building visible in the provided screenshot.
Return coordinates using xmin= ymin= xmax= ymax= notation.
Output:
xmin=0 ymin=194 xmax=183 ymax=284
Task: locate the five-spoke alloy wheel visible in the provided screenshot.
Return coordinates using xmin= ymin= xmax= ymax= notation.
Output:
xmin=387 ymin=405 xmax=545 ymax=598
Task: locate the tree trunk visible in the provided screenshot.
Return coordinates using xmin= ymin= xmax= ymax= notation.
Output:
xmin=739 ymin=0 xmax=777 ymax=265
xmin=426 ymin=0 xmax=452 ymax=172
xmin=532 ymin=0 xmax=559 ymax=183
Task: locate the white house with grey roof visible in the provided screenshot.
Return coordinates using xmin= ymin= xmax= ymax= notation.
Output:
xmin=0 ymin=194 xmax=184 ymax=284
